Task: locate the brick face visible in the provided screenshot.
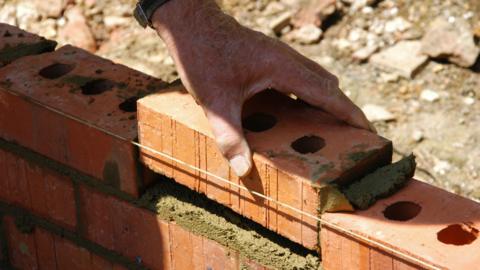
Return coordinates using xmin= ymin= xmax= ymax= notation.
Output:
xmin=2 ymin=216 xmax=124 ymax=270
xmin=0 ymin=148 xmax=77 ymax=229
xmin=138 ymin=87 xmax=392 ymax=249
xmin=0 ymin=45 xmax=168 ymax=197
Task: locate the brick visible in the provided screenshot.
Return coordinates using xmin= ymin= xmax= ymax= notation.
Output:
xmin=0 ymin=148 xmax=77 ymax=229
xmin=79 ymin=185 xmax=172 ymax=269
xmin=138 ymin=87 xmax=392 ymax=249
xmin=0 ymin=45 xmax=168 ymax=197
xmin=203 ymin=237 xmax=239 ymax=270
xmin=321 ymin=179 xmax=480 ymax=269
xmin=2 ymin=215 xmax=126 ymax=270
xmin=0 ymin=23 xmax=56 ymax=67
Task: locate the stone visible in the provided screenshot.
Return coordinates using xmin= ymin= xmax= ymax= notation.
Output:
xmin=34 ymin=0 xmax=67 ymax=18
xmin=288 ymin=24 xmax=323 ymax=44
xmin=421 ymin=17 xmax=480 ymax=68
xmin=269 ymin=12 xmax=292 ymax=35
xmin=384 ymin=17 xmax=411 ymax=33
xmin=411 ymin=130 xmax=424 ymax=142
xmin=291 ymin=0 xmax=336 ymax=28
xmin=58 ymin=7 xmax=96 ymax=52
xmin=420 ymin=89 xmax=440 ymax=102
xmin=352 ymin=44 xmax=378 ymax=62
xmin=362 ymin=104 xmax=395 ymax=122
xmin=370 ymin=40 xmax=428 ymax=78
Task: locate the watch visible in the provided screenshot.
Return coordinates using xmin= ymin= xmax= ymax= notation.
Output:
xmin=134 ymin=0 xmax=171 ymax=28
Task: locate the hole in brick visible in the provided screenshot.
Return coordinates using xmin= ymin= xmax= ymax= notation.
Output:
xmin=437 ymin=223 xmax=479 ymax=246
xmin=242 ymin=112 xmax=277 ymax=132
xmin=291 ymin=135 xmax=325 ymax=154
xmin=383 ymin=201 xmax=421 ymax=221
xmin=119 ymin=96 xmax=139 ymax=112
xmin=3 ymin=30 xmax=12 ymax=37
xmin=39 ymin=63 xmax=75 ymax=79
xmin=81 ymin=79 xmax=115 ymax=95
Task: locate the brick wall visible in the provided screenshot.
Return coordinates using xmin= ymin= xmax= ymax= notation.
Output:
xmin=0 ymin=23 xmax=319 ymax=270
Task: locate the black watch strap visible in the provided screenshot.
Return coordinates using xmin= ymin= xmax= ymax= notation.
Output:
xmin=134 ymin=0 xmax=171 ymax=28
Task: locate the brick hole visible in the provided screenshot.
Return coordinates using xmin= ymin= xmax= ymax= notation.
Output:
xmin=437 ymin=223 xmax=479 ymax=246
xmin=242 ymin=112 xmax=277 ymax=132
xmin=383 ymin=201 xmax=421 ymax=221
xmin=3 ymin=30 xmax=12 ymax=37
xmin=291 ymin=135 xmax=325 ymax=154
xmin=81 ymin=79 xmax=115 ymax=95
xmin=39 ymin=63 xmax=75 ymax=79
xmin=119 ymin=96 xmax=139 ymax=112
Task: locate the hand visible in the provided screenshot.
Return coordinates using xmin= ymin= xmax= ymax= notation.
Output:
xmin=152 ymin=0 xmax=374 ymax=177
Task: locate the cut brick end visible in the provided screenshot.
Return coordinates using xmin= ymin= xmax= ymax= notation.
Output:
xmin=321 ymin=179 xmax=480 ymax=270
xmin=137 ymin=86 xmax=392 ymax=249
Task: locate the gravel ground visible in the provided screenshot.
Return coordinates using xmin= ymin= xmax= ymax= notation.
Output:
xmin=1 ymin=0 xmax=479 ymax=200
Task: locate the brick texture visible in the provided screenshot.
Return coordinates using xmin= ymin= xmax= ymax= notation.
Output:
xmin=321 ymin=179 xmax=480 ymax=270
xmin=0 ymin=148 xmax=77 ymax=230
xmin=0 ymin=45 xmax=168 ymax=197
xmin=2 ymin=215 xmax=127 ymax=270
xmin=0 ymin=23 xmax=56 ymax=67
xmin=138 ymin=87 xmax=392 ymax=249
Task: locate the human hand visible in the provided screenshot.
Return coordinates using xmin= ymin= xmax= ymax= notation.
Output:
xmin=152 ymin=0 xmax=374 ymax=177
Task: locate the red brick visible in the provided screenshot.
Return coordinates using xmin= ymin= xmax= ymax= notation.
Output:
xmin=0 ymin=45 xmax=168 ymax=197
xmin=321 ymin=179 xmax=480 ymax=270
xmin=203 ymin=237 xmax=239 ymax=270
xmin=0 ymin=149 xmax=77 ymax=229
xmin=34 ymin=228 xmax=57 ymax=270
xmin=138 ymin=87 xmax=392 ymax=249
xmin=79 ymin=185 xmax=172 ymax=269
xmin=3 ymin=215 xmax=127 ymax=270
xmin=170 ymin=223 xmax=195 ymax=270
xmin=0 ymin=23 xmax=56 ymax=67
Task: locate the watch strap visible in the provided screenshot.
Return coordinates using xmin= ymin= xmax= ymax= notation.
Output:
xmin=134 ymin=0 xmax=171 ymax=28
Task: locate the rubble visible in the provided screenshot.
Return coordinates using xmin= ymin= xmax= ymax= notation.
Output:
xmin=420 ymin=89 xmax=440 ymax=102
xmin=362 ymin=104 xmax=396 ymax=122
xmin=58 ymin=7 xmax=96 ymax=52
xmin=291 ymin=0 xmax=336 ymax=28
xmin=370 ymin=40 xmax=428 ymax=78
xmin=421 ymin=17 xmax=480 ymax=68
xmin=287 ymin=24 xmax=323 ymax=44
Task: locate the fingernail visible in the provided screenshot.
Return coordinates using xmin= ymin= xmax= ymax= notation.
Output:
xmin=368 ymin=122 xmax=378 ymax=134
xmin=229 ymin=155 xmax=251 ymax=177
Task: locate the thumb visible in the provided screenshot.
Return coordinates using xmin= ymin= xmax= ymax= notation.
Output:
xmin=203 ymin=102 xmax=252 ymax=178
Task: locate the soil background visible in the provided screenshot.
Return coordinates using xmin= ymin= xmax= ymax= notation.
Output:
xmin=1 ymin=0 xmax=479 ymax=201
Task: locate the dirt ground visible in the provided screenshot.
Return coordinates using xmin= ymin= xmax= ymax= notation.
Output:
xmin=1 ymin=0 xmax=479 ymax=201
